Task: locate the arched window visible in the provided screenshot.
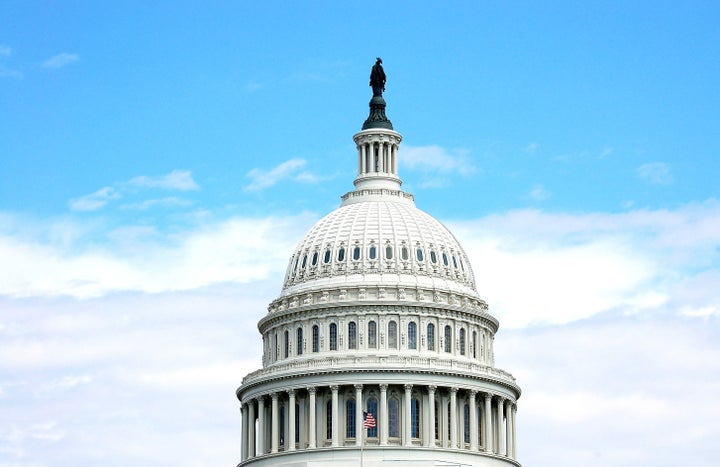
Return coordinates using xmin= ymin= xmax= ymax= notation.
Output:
xmin=444 ymin=325 xmax=452 ymax=353
xmin=346 ymin=399 xmax=356 ymax=438
xmin=430 ymin=249 xmax=437 ymax=264
xmin=401 ymin=246 xmax=409 ymax=260
xmin=427 ymin=323 xmax=435 ymax=351
xmin=338 ymin=247 xmax=345 ymax=262
xmin=464 ymin=403 xmax=470 ymax=443
xmin=388 ymin=321 xmax=398 ymax=349
xmin=312 ymin=325 xmax=319 ymax=352
xmin=326 ymin=400 xmax=332 ymax=440
xmin=311 ymin=251 xmax=318 ymax=266
xmin=459 ymin=328 xmax=466 ymax=356
xmin=353 ymin=245 xmax=361 ymax=261
xmin=459 ymin=257 xmax=465 ymax=271
xmin=348 ymin=322 xmax=357 ymax=350
xmin=367 ymin=397 xmax=378 ymax=438
xmin=329 ymin=323 xmax=338 ymax=351
xmin=388 ymin=397 xmax=399 ymax=438
xmin=416 ymin=247 xmax=424 ymax=262
xmin=301 ymin=254 xmax=308 ymax=269
xmin=292 ymin=255 xmax=299 ymax=273
xmin=408 ymin=322 xmax=417 ymax=349
xmin=442 ymin=251 xmax=449 ymax=266
xmin=411 ymin=397 xmax=421 ymax=438
xmin=385 ymin=245 xmax=393 ymax=259
xmin=369 ymin=244 xmax=377 ymax=260
xmin=297 ymin=327 xmax=303 ymax=356
xmin=368 ymin=321 xmax=377 ymax=349
xmin=284 ymin=330 xmax=290 ymax=358
xmin=472 ymin=330 xmax=477 ymax=358
xmin=323 ymin=248 xmax=332 ymax=264
xmin=452 ymin=255 xmax=458 ymax=269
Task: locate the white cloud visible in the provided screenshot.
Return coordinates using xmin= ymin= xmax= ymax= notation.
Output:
xmin=449 ymin=199 xmax=720 ymax=327
xmin=529 ymin=183 xmax=550 ymax=201
xmin=125 ymin=170 xmax=199 ymax=191
xmin=68 ymin=170 xmax=199 ymax=212
xmin=42 ymin=53 xmax=79 ymax=69
xmin=525 ymin=142 xmax=539 ymax=154
xmin=244 ymin=158 xmax=320 ymax=191
xmin=637 ymin=162 xmax=672 ymax=185
xmin=68 ymin=186 xmax=120 ymax=211
xmin=401 ymin=145 xmax=474 ymax=175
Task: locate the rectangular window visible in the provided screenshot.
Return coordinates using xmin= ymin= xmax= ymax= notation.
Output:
xmin=330 ymin=323 xmax=338 ymax=351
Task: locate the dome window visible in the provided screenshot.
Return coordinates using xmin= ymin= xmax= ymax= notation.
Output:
xmin=338 ymin=247 xmax=346 ymax=262
xmin=416 ymin=248 xmax=424 ymax=262
xmin=430 ymin=250 xmax=437 ymax=264
xmin=388 ymin=321 xmax=398 ymax=349
xmin=442 ymin=252 xmax=449 ymax=267
xmin=401 ymin=246 xmax=409 ymax=260
xmin=323 ymin=248 xmax=332 ymax=264
xmin=368 ymin=321 xmax=377 ymax=348
xmin=353 ymin=245 xmax=361 ymax=261
xmin=293 ymin=256 xmax=299 ymax=273
xmin=452 ymin=255 xmax=458 ymax=269
xmin=459 ymin=257 xmax=465 ymax=272
xmin=311 ymin=251 xmax=319 ymax=266
xmin=385 ymin=245 xmax=393 ymax=259
xmin=369 ymin=245 xmax=377 ymax=260
xmin=301 ymin=254 xmax=308 ymax=269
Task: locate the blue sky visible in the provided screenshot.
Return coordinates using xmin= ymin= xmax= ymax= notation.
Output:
xmin=1 ymin=2 xmax=719 ymax=466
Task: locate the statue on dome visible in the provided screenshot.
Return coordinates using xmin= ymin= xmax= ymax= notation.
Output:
xmin=369 ymin=57 xmax=386 ymax=97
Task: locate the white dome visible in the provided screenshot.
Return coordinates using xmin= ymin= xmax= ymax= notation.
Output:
xmin=281 ymin=191 xmax=478 ymax=299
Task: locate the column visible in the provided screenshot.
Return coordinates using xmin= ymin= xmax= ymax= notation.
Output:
xmin=369 ymin=143 xmax=375 ymax=172
xmin=361 ymin=145 xmax=367 ymax=174
xmin=248 ymin=400 xmax=256 ymax=457
xmin=355 ymin=384 xmax=364 ymax=446
xmin=257 ymin=397 xmax=266 ymax=454
xmin=288 ymin=390 xmax=296 ymax=451
xmin=483 ymin=393 xmax=492 ymax=453
xmin=449 ymin=387 xmax=458 ymax=448
xmin=512 ymin=403 xmax=517 ymax=458
xmin=308 ymin=387 xmax=317 ymax=448
xmin=496 ymin=397 xmax=505 ymax=456
xmin=378 ymin=142 xmax=384 ymax=172
xmin=380 ymin=384 xmax=388 ymax=445
xmin=404 ymin=384 xmax=412 ymax=446
xmin=505 ymin=400 xmax=511 ymax=458
xmin=331 ymin=385 xmax=339 ymax=447
xmin=469 ymin=391 xmax=478 ymax=451
xmin=392 ymin=144 xmax=398 ymax=174
xmin=427 ymin=386 xmax=436 ymax=448
xmin=271 ymin=393 xmax=279 ymax=453
xmin=241 ymin=404 xmax=247 ymax=461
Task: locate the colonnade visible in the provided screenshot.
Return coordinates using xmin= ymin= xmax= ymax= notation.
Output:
xmin=240 ymin=383 xmax=517 ymax=462
xmin=357 ymin=139 xmax=398 ymax=177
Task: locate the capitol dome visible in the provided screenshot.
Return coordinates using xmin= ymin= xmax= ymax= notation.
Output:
xmin=237 ymin=67 xmax=521 ymax=467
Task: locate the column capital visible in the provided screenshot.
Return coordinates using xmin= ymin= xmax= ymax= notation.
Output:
xmin=307 ymin=386 xmax=317 ymax=395
xmin=271 ymin=392 xmax=279 ymax=401
xmin=379 ymin=384 xmax=388 ymax=391
xmin=330 ymin=385 xmax=339 ymax=392
xmin=427 ymin=385 xmax=437 ymax=392
xmin=469 ymin=389 xmax=478 ymax=396
xmin=450 ymin=387 xmax=458 ymax=394
xmin=354 ymin=383 xmax=364 ymax=391
xmin=288 ymin=389 xmax=295 ymax=397
xmin=484 ymin=392 xmax=492 ymax=401
xmin=404 ymin=383 xmax=413 ymax=391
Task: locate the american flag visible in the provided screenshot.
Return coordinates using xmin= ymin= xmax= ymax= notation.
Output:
xmin=363 ymin=411 xmax=376 ymax=429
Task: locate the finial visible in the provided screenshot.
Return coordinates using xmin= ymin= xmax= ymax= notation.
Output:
xmin=363 ymin=58 xmax=393 ymax=130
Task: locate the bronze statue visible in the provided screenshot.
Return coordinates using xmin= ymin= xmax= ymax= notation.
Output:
xmin=369 ymin=57 xmax=386 ymax=97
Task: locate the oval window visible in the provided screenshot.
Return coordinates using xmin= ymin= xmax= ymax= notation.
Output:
xmin=416 ymin=248 xmax=424 ymax=262
xmin=442 ymin=252 xmax=449 ymax=266
xmin=301 ymin=254 xmax=308 ymax=269
xmin=385 ymin=245 xmax=393 ymax=259
xmin=323 ymin=248 xmax=332 ymax=264
xmin=353 ymin=246 xmax=361 ymax=261
xmin=452 ymin=255 xmax=458 ymax=268
xmin=430 ymin=250 xmax=437 ymax=264
xmin=369 ymin=245 xmax=377 ymax=259
xmin=401 ymin=246 xmax=409 ymax=260
xmin=338 ymin=247 xmax=346 ymax=262
xmin=459 ymin=257 xmax=465 ymax=271
xmin=311 ymin=251 xmax=318 ymax=266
